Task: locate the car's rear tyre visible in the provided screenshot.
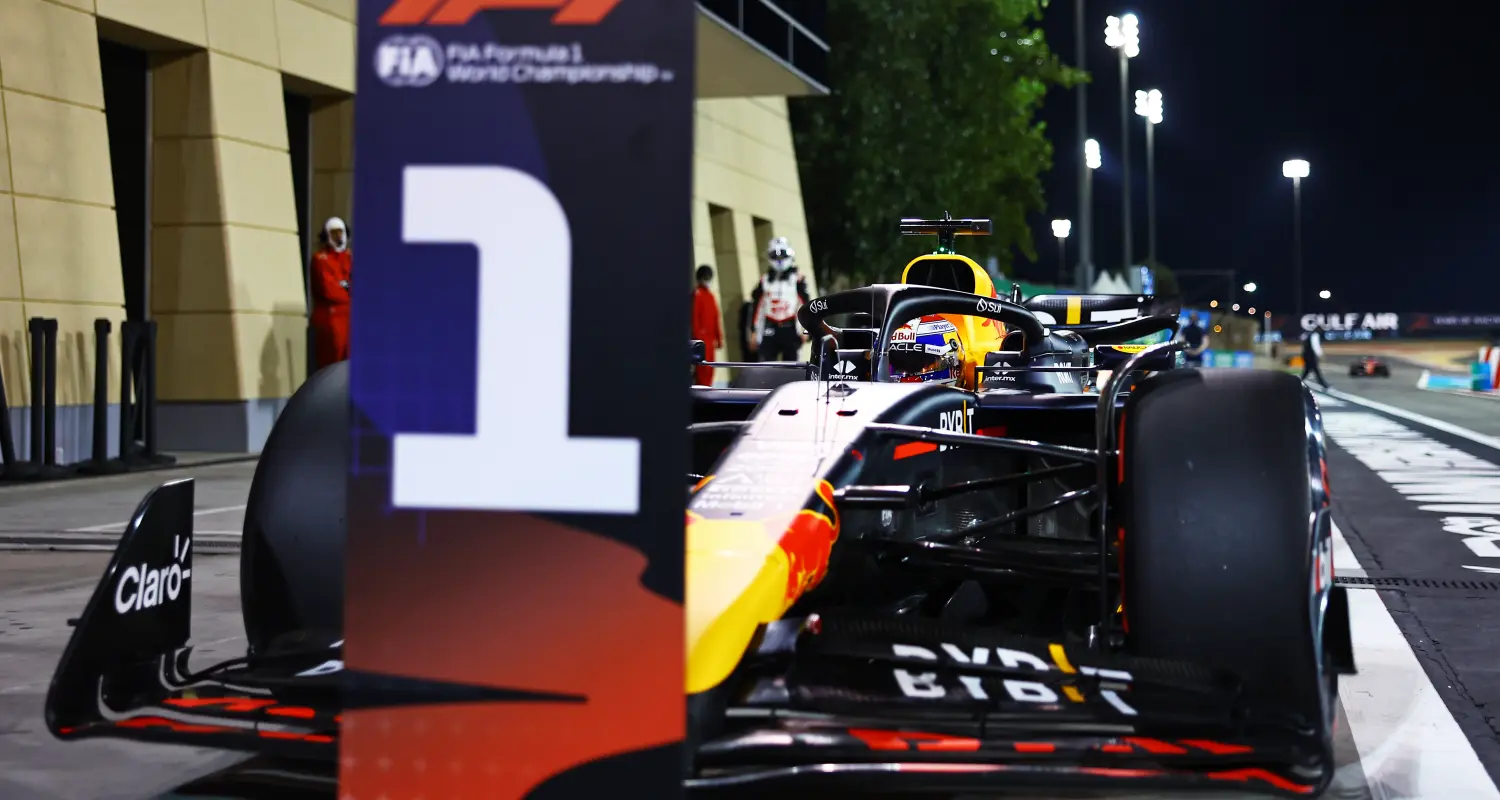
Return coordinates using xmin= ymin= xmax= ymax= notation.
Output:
xmin=240 ymin=360 xmax=348 ymax=654
xmin=1121 ymin=369 xmax=1335 ymax=741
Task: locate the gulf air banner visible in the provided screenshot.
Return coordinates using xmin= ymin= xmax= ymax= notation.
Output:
xmin=347 ymin=1 xmax=692 ymax=797
xmin=1273 ymin=312 xmax=1500 ymax=339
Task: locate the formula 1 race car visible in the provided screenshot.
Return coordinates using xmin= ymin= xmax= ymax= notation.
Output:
xmin=1348 ymin=355 xmax=1390 ymax=377
xmin=45 ymin=215 xmax=1355 ymax=798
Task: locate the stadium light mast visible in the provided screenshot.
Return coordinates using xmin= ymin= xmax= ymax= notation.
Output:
xmin=1052 ymin=219 xmax=1073 ymax=284
xmin=1105 ymin=13 xmax=1140 ymax=275
xmin=1082 ymin=139 xmax=1102 ymax=291
xmin=1134 ymin=88 xmax=1162 ymax=274
xmin=1283 ymin=158 xmax=1310 ymax=320
xmin=1075 ymin=0 xmax=1090 ymax=293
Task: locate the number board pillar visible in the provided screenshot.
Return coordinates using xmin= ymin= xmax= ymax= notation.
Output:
xmin=345 ymin=2 xmax=693 ymax=797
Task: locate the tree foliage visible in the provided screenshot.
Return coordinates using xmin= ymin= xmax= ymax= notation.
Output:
xmin=790 ymin=0 xmax=1085 ymax=290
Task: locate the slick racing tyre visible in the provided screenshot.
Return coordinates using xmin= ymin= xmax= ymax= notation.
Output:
xmin=240 ymin=360 xmax=348 ymax=654
xmin=1120 ymin=369 xmax=1337 ymax=742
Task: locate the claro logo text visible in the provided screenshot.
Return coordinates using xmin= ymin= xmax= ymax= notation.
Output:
xmin=114 ymin=535 xmax=191 ymax=614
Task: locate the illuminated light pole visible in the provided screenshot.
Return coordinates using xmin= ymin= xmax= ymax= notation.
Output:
xmin=1134 ymin=88 xmax=1162 ymax=272
xmin=1082 ymin=139 xmax=1102 ymax=290
xmin=1105 ymin=13 xmax=1140 ymax=274
xmin=1075 ymin=0 xmax=1089 ymax=293
xmin=1052 ymin=219 xmax=1073 ymax=284
xmin=1283 ymin=159 xmax=1310 ymax=320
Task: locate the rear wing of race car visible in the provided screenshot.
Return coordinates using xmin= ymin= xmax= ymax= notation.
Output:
xmin=900 ymin=213 xmax=992 ymax=253
xmin=1025 ymin=293 xmax=1182 ymax=331
xmin=44 ymin=478 xmax=339 ymax=759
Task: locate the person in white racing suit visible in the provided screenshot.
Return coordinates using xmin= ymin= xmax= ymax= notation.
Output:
xmin=747 ymin=237 xmax=812 ymax=362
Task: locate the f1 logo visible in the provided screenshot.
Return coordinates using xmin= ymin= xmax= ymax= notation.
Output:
xmin=380 ymin=0 xmax=622 ymax=26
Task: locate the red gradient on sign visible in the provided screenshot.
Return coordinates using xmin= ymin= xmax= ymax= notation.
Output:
xmin=380 ymin=0 xmax=444 ymax=24
xmin=379 ymin=0 xmax=622 ymax=25
xmin=342 ymin=487 xmax=682 ymax=799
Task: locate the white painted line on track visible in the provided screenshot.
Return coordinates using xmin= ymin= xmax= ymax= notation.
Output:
xmin=1417 ymin=386 xmax=1500 ymax=402
xmin=66 ymin=504 xmax=247 ymax=533
xmin=1332 ymin=519 xmax=1500 ymax=798
xmin=1315 ymin=384 xmax=1500 ymax=453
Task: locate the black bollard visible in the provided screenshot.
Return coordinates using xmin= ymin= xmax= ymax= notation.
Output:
xmin=118 ymin=321 xmax=140 ymax=464
xmin=27 ymin=317 xmax=44 ymax=467
xmin=91 ymin=319 xmax=109 ymax=464
xmin=79 ymin=319 xmax=124 ymax=475
xmin=42 ymin=318 xmax=57 ymax=467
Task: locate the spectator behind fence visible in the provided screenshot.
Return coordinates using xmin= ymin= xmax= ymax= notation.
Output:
xmin=310 ymin=217 xmax=352 ymax=370
xmin=692 ymin=265 xmax=723 ymax=387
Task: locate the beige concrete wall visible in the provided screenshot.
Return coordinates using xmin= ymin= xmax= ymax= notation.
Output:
xmin=0 ymin=0 xmax=124 ymax=410
xmin=127 ymin=0 xmax=353 ymax=406
xmin=311 ymin=96 xmax=354 ymax=232
xmin=150 ymin=49 xmax=307 ymax=403
xmin=0 ymin=0 xmax=355 ymax=435
xmin=6 ymin=0 xmax=817 ymax=417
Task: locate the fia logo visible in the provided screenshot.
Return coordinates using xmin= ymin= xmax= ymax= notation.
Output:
xmin=375 ymin=35 xmax=445 ymax=88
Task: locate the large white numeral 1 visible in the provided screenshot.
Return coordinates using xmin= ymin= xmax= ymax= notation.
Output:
xmin=391 ymin=165 xmax=641 ymax=514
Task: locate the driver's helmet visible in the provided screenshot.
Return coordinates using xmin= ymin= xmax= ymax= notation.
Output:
xmin=767 ymin=237 xmax=796 ymax=276
xmin=888 ymin=315 xmax=965 ymax=385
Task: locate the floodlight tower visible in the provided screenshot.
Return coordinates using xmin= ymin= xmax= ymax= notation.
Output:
xmin=1134 ymin=88 xmax=1162 ymax=272
xmin=1283 ymin=159 xmax=1310 ymax=319
xmin=1052 ymin=219 xmax=1073 ymax=284
xmin=1082 ymin=139 xmax=1102 ymax=290
xmin=1105 ymin=13 xmax=1140 ymax=274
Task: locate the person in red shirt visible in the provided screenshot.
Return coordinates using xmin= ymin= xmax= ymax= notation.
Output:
xmin=310 ymin=217 xmax=352 ymax=370
xmin=692 ymin=265 xmax=724 ymax=386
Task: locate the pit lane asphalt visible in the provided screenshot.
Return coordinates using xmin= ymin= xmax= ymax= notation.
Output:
xmin=1308 ymin=353 xmax=1500 ymax=796
xmin=2 ymin=371 xmax=1498 ymax=798
xmin=1319 ymin=352 xmax=1500 ymax=438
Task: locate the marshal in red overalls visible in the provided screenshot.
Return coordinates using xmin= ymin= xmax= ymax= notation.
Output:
xmin=310 ymin=217 xmax=352 ymax=370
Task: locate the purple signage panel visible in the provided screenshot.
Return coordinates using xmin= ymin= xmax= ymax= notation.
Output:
xmin=345 ymin=1 xmax=692 ymax=797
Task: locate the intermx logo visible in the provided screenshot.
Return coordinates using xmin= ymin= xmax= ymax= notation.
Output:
xmin=380 ymin=0 xmax=621 ymax=26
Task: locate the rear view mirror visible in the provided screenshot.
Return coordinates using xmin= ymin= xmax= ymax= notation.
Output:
xmin=689 ymin=339 xmax=707 ymax=364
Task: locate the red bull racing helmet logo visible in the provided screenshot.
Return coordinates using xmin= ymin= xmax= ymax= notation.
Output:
xmin=889 ymin=316 xmax=964 ymax=385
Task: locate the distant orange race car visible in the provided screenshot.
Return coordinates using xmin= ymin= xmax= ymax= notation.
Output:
xmin=1348 ymin=355 xmax=1391 ymax=377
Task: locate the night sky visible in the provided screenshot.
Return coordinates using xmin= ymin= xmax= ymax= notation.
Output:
xmin=1027 ymin=0 xmax=1498 ymax=316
